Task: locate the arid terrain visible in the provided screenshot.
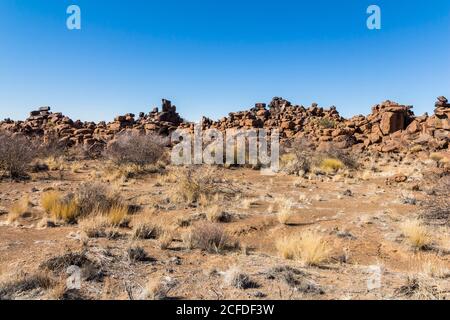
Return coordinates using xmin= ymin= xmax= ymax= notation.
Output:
xmin=0 ymin=97 xmax=449 ymax=300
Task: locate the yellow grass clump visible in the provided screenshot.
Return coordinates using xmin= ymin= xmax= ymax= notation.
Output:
xmin=275 ymin=198 xmax=294 ymax=225
xmin=401 ymin=219 xmax=432 ymax=250
xmin=320 ymin=158 xmax=344 ymax=172
xmin=105 ymin=205 xmax=129 ymax=227
xmin=41 ymin=191 xmax=60 ymax=213
xmin=51 ymin=200 xmax=79 ymax=223
xmin=276 ymin=231 xmax=331 ymax=266
xmin=8 ymin=196 xmax=31 ymax=223
xmin=45 ymin=156 xmax=65 ymax=171
xmin=430 ymin=152 xmax=444 ymax=162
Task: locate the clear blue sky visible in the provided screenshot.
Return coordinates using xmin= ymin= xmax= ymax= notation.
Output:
xmin=0 ymin=0 xmax=449 ymax=122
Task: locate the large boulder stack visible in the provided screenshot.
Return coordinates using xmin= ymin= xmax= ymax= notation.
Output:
xmin=0 ymin=96 xmax=448 ymax=154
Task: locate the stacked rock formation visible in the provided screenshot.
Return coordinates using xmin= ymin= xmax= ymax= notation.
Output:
xmin=1 ymin=96 xmax=448 ymax=153
xmin=0 ymin=99 xmax=183 ymax=147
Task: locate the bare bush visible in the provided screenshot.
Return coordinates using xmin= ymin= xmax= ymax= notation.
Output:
xmin=191 ymin=222 xmax=237 ymax=253
xmin=170 ymin=167 xmax=225 ymax=204
xmin=0 ymin=132 xmax=37 ymax=178
xmin=105 ymin=133 xmax=167 ymax=166
xmin=74 ymin=182 xmax=120 ymax=217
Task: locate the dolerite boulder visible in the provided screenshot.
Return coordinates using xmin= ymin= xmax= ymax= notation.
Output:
xmin=0 ymin=96 xmax=448 ymax=154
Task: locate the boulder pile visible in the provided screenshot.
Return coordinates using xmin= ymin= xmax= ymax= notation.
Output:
xmin=0 ymin=96 xmax=448 ymax=154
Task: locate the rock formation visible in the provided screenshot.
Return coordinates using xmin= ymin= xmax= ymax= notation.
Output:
xmin=1 ymin=97 xmax=448 ymax=154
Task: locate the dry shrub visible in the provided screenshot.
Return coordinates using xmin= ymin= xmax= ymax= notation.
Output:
xmin=8 ymin=196 xmax=31 ymax=223
xmin=419 ymin=256 xmax=450 ymax=279
xmin=0 ymin=271 xmax=54 ymax=300
xmin=275 ymin=197 xmax=294 ymax=225
xmin=41 ymin=191 xmax=79 ymax=223
xmin=44 ymin=156 xmax=66 ymax=171
xmin=191 ymin=222 xmax=237 ymax=254
xmin=159 ymin=231 xmax=174 ymax=250
xmin=320 ymin=158 xmax=344 ymax=172
xmin=182 ymin=231 xmax=195 ymax=250
xmin=142 ymin=277 xmax=178 ymax=300
xmin=395 ymin=275 xmax=444 ymax=300
xmin=420 ymin=176 xmax=449 ymax=226
xmin=41 ymin=183 xmax=127 ymax=224
xmin=206 ymin=204 xmax=232 ymax=223
xmin=74 ymin=182 xmax=120 ymax=217
xmin=105 ymin=205 xmax=130 ymax=227
xmin=127 ymin=245 xmax=149 ymax=262
xmin=132 ymin=217 xmax=161 ymax=240
xmin=105 ymin=133 xmax=167 ymax=166
xmin=401 ymin=219 xmax=432 ymax=250
xmin=281 ymin=138 xmax=313 ymax=175
xmin=78 ymin=216 xmax=122 ymax=239
xmin=41 ymin=191 xmax=60 ymax=213
xmin=223 ymin=266 xmax=258 ymax=289
xmin=0 ymin=132 xmax=37 ymax=178
xmin=321 ymin=147 xmax=358 ymax=169
xmin=170 ymin=167 xmax=223 ymax=204
xmin=276 ymin=231 xmax=331 ymax=266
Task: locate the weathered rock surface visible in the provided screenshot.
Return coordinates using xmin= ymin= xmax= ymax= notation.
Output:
xmin=1 ymin=97 xmax=448 ymax=154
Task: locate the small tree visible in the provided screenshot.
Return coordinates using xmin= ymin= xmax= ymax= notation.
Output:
xmin=0 ymin=132 xmax=37 ymax=178
xmin=105 ymin=133 xmax=168 ymax=166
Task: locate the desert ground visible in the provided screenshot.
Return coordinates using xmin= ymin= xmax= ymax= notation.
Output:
xmin=0 ymin=142 xmax=449 ymax=300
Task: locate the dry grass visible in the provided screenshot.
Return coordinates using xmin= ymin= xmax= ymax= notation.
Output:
xmin=222 ymin=266 xmax=257 ymax=289
xmin=430 ymin=152 xmax=444 ymax=162
xmin=8 ymin=196 xmax=31 ymax=223
xmin=142 ymin=277 xmax=177 ymax=300
xmin=182 ymin=231 xmax=195 ymax=250
xmin=42 ymin=192 xmax=80 ymax=223
xmin=320 ymin=158 xmax=344 ymax=172
xmin=50 ymin=199 xmax=79 ymax=223
xmin=132 ymin=217 xmax=161 ymax=240
xmin=276 ymin=231 xmax=331 ymax=266
xmin=242 ymin=198 xmax=258 ymax=209
xmin=44 ymin=156 xmax=66 ymax=171
xmin=395 ymin=274 xmax=444 ymax=300
xmin=170 ymin=167 xmax=222 ymax=204
xmin=159 ymin=231 xmax=174 ymax=250
xmin=191 ymin=222 xmax=237 ymax=254
xmin=104 ymin=205 xmax=129 ymax=227
xmin=275 ymin=197 xmax=294 ymax=225
xmin=0 ymin=271 xmax=54 ymax=299
xmin=205 ymin=204 xmax=231 ymax=223
xmin=417 ymin=255 xmax=450 ymax=279
xmin=41 ymin=191 xmax=60 ymax=213
xmin=401 ymin=219 xmax=432 ymax=250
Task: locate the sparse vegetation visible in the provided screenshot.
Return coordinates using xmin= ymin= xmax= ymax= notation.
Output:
xmin=206 ymin=204 xmax=232 ymax=223
xmin=320 ymin=158 xmax=344 ymax=172
xmin=0 ymin=271 xmax=54 ymax=300
xmin=401 ymin=219 xmax=432 ymax=250
xmin=0 ymin=132 xmax=37 ymax=178
xmin=223 ymin=267 xmax=258 ymax=289
xmin=105 ymin=133 xmax=167 ymax=166
xmin=275 ymin=197 xmax=294 ymax=225
xmin=191 ymin=223 xmax=237 ymax=254
xmin=276 ymin=231 xmax=331 ymax=266
xmin=170 ymin=167 xmax=224 ymax=204
xmin=8 ymin=196 xmax=31 ymax=223
xmin=142 ymin=277 xmax=178 ymax=300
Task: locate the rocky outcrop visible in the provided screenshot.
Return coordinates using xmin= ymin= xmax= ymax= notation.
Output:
xmin=1 ymin=97 xmax=448 ymax=154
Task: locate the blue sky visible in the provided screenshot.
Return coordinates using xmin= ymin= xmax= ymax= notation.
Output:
xmin=0 ymin=0 xmax=449 ymax=122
